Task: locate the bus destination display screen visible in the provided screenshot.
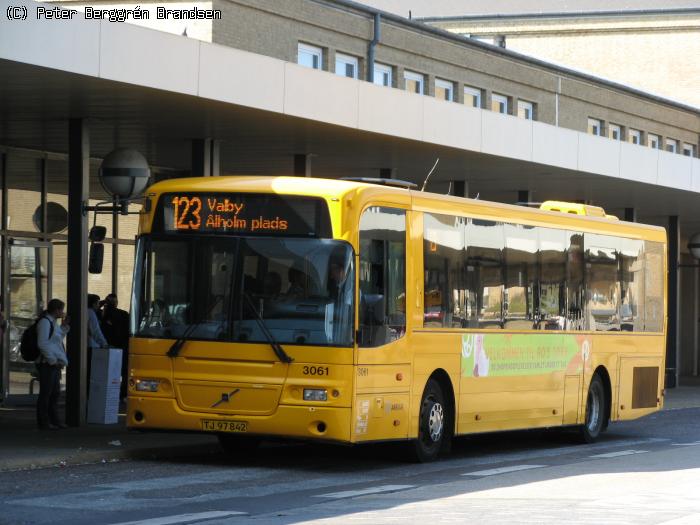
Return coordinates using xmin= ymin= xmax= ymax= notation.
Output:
xmin=154 ymin=193 xmax=332 ymax=237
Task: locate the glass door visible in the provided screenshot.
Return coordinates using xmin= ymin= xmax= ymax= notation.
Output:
xmin=3 ymin=239 xmax=52 ymax=398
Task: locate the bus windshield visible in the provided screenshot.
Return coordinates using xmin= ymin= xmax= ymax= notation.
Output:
xmin=132 ymin=236 xmax=355 ymax=347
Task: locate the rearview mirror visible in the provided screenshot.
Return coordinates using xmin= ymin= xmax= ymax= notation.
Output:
xmin=89 ymin=243 xmax=104 ymax=274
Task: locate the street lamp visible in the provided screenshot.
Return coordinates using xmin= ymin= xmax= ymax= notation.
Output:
xmin=85 ymin=148 xmax=151 ymax=273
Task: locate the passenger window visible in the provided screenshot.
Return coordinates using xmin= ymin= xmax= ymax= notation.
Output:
xmin=586 ymin=234 xmax=621 ymax=331
xmin=642 ymin=240 xmax=664 ymax=332
xmin=423 ymin=213 xmax=468 ymax=327
xmin=504 ymin=223 xmax=538 ymax=329
xmin=566 ymin=232 xmax=585 ymax=330
xmin=538 ymin=228 xmax=567 ymax=330
xmin=619 ymin=238 xmax=644 ymax=332
xmin=359 ymin=207 xmax=406 ymax=347
xmin=466 ymin=219 xmax=504 ymax=329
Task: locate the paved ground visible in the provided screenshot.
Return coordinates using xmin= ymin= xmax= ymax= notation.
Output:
xmin=0 ymin=387 xmax=699 ymax=524
xmin=1 ymin=385 xmax=698 ymax=473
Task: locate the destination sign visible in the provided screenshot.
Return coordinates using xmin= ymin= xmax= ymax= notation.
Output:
xmin=154 ymin=193 xmax=332 ymax=237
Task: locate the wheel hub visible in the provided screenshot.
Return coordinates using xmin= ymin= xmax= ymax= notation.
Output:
xmin=428 ymin=402 xmax=444 ymax=442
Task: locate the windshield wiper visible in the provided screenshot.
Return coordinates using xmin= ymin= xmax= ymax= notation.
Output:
xmin=167 ymin=299 xmax=223 ymax=358
xmin=242 ymin=292 xmax=293 ymax=364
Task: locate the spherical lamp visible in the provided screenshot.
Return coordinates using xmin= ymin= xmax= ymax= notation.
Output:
xmin=99 ymin=148 xmax=151 ymax=200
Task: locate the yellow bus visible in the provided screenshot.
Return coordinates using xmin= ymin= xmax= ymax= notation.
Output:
xmin=127 ymin=176 xmax=666 ymax=462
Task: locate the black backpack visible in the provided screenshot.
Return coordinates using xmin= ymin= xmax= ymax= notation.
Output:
xmin=20 ymin=315 xmax=54 ymax=362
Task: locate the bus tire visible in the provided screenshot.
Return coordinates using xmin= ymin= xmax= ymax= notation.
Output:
xmin=580 ymin=374 xmax=606 ymax=443
xmin=412 ymin=378 xmax=447 ymax=463
xmin=217 ymin=434 xmax=260 ymax=456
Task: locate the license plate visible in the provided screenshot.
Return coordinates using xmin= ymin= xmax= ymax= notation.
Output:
xmin=201 ymin=419 xmax=248 ymax=433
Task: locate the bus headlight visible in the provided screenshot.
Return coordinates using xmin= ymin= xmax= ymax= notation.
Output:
xmin=303 ymin=388 xmax=327 ymax=401
xmin=135 ymin=379 xmax=161 ymax=392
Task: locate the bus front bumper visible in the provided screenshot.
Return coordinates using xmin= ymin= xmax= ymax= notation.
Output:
xmin=127 ymin=396 xmax=353 ymax=443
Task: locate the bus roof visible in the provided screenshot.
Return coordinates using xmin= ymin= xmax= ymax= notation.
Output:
xmin=144 ymin=176 xmax=667 ymax=242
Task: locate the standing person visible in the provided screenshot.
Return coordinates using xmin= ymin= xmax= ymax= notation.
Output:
xmin=36 ymin=299 xmax=69 ymax=430
xmin=101 ymin=293 xmax=130 ymax=400
xmin=87 ymin=294 xmax=109 ymax=395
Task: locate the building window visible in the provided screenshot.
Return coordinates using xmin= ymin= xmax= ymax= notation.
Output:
xmin=587 ymin=118 xmax=603 ymax=136
xmin=464 ymin=86 xmax=482 ymax=108
xmin=335 ymin=53 xmax=358 ymax=79
xmin=648 ymin=133 xmax=660 ymax=149
xmin=665 ymin=138 xmax=678 ymax=153
xmin=491 ymin=93 xmax=509 ymax=114
xmin=628 ymin=129 xmax=642 ymax=145
xmin=682 ymin=143 xmax=696 ymax=157
xmin=373 ymin=62 xmax=392 ymax=87
xmin=517 ymin=100 xmax=535 ymax=120
xmin=435 ymin=79 xmax=454 ymax=101
xmin=609 ymin=124 xmax=622 ymax=141
xmin=404 ymin=70 xmax=424 ymax=94
xmin=298 ymin=43 xmax=322 ymax=70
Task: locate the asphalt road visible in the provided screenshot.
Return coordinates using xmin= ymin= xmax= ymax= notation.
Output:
xmin=2 ymin=407 xmax=700 ymax=525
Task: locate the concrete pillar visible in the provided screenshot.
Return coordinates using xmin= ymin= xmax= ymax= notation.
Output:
xmin=667 ymin=215 xmax=680 ymax=388
xmin=379 ymin=168 xmax=395 ymax=179
xmin=624 ymin=208 xmax=637 ymax=222
xmin=518 ymin=190 xmax=531 ymax=206
xmin=450 ymin=180 xmax=467 ymax=198
xmin=192 ymin=138 xmax=220 ymax=177
xmin=0 ymin=152 xmax=6 ymax=399
xmin=66 ymin=119 xmax=90 ymax=426
xmin=294 ymin=154 xmax=312 ymax=177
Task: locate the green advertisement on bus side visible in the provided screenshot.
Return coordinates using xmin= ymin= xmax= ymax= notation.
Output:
xmin=460 ymin=333 xmax=591 ymax=378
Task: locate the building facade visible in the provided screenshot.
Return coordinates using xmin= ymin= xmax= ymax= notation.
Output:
xmin=422 ymin=7 xmax=700 ymax=112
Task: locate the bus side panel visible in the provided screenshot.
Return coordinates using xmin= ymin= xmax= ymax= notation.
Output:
xmin=581 ymin=334 xmax=665 ymax=424
xmin=617 ymin=354 xmax=664 ymax=420
xmin=409 ymin=332 xmax=463 ymax=439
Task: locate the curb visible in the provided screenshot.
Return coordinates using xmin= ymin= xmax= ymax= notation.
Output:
xmin=0 ymin=441 xmax=221 ymax=472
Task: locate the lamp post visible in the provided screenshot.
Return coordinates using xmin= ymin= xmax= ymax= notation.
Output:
xmin=84 ymin=149 xmax=151 ymax=274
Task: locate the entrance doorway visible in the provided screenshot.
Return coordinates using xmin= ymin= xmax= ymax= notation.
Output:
xmin=2 ymin=239 xmax=52 ymax=400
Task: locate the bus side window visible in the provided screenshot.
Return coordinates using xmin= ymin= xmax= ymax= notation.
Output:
xmin=566 ymin=232 xmax=585 ymax=330
xmin=466 ymin=219 xmax=505 ymax=329
xmin=359 ymin=207 xmax=406 ymax=348
xmin=585 ymin=234 xmax=621 ymax=331
xmin=423 ymin=213 xmax=467 ymax=328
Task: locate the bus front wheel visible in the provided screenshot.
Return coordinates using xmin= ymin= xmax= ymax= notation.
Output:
xmin=412 ymin=378 xmax=447 ymax=462
xmin=580 ymin=374 xmax=606 ymax=443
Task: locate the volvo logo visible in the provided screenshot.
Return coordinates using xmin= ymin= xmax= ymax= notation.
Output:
xmin=211 ymin=388 xmax=240 ymax=408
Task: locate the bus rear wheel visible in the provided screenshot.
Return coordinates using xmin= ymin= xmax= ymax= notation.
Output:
xmin=412 ymin=379 xmax=447 ymax=462
xmin=580 ymin=374 xmax=606 ymax=443
xmin=218 ymin=434 xmax=260 ymax=456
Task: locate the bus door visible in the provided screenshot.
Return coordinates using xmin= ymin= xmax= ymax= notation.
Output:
xmin=353 ymin=206 xmax=411 ymax=442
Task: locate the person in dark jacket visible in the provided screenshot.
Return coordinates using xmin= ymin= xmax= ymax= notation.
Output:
xmin=101 ymin=293 xmax=130 ymax=400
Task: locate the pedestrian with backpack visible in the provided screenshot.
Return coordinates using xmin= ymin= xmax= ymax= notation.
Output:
xmin=35 ymin=299 xmax=70 ymax=430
